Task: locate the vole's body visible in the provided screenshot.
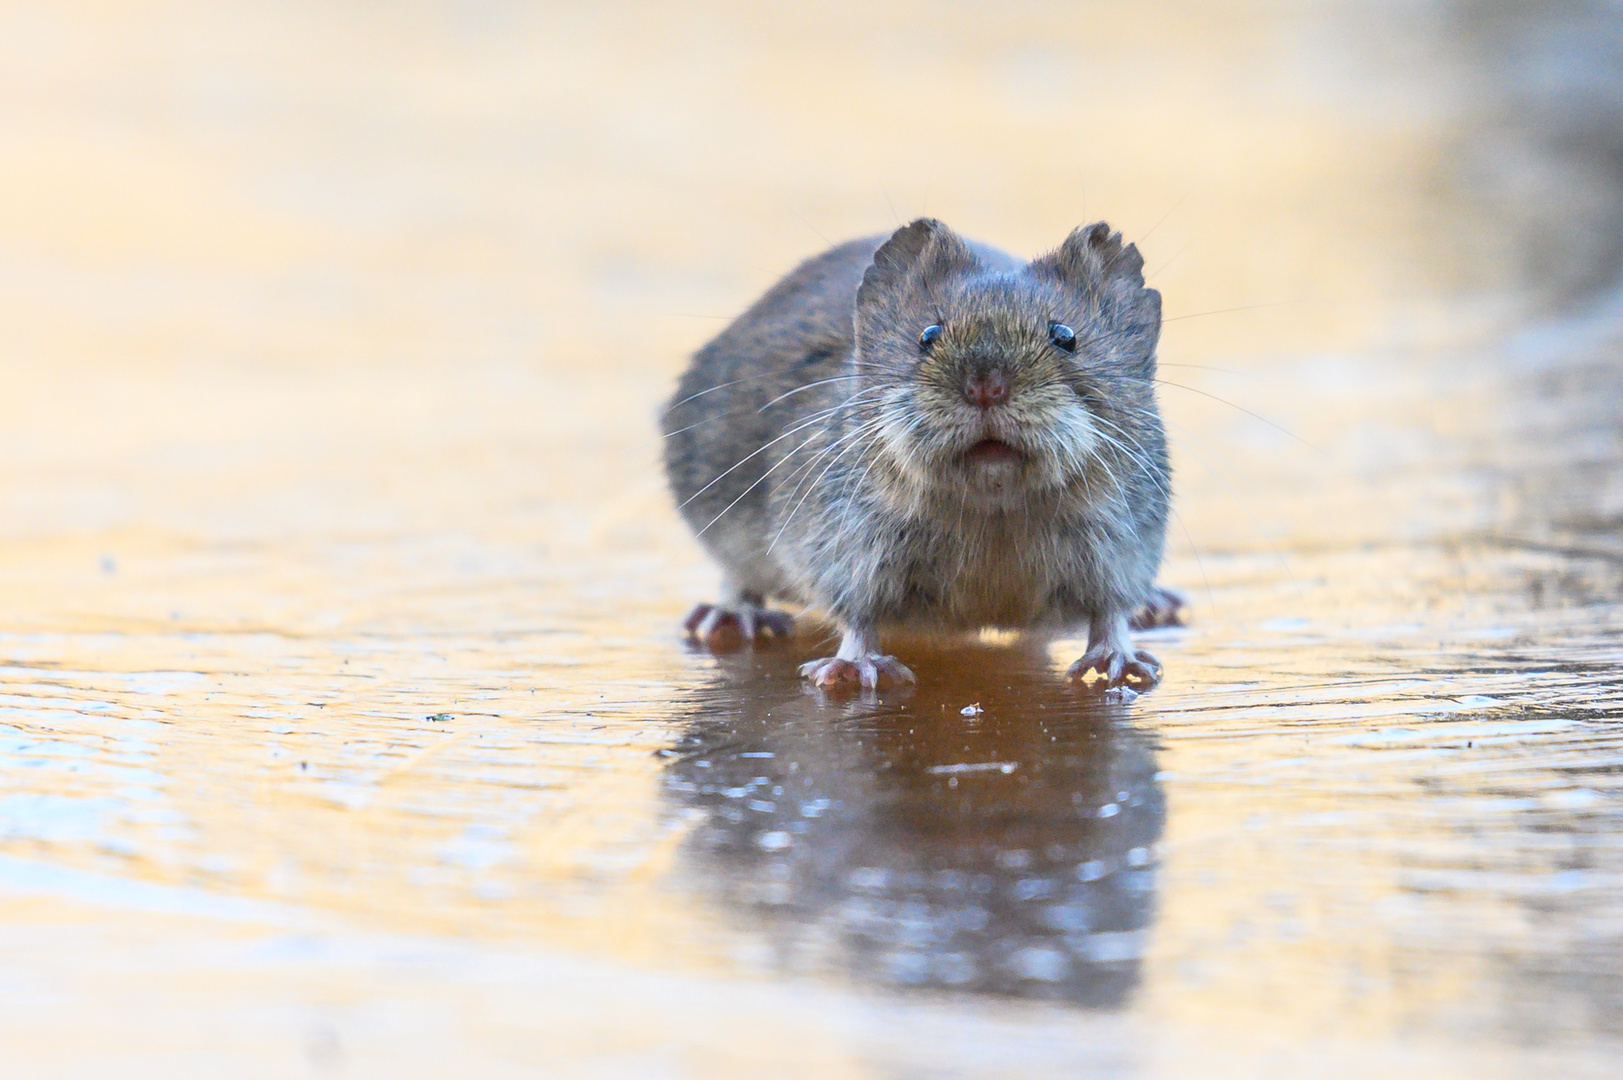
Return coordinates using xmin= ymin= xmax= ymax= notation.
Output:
xmin=663 ymin=219 xmax=1173 ymax=689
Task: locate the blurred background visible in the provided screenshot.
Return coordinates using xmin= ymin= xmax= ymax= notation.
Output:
xmin=1 ymin=1 xmax=1620 ymax=1077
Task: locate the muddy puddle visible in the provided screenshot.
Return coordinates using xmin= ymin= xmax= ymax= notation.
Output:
xmin=1 ymin=1 xmax=1620 ymax=1076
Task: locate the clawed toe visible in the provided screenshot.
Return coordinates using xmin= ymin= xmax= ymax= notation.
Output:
xmin=1122 ymin=650 xmax=1162 ymax=687
xmin=756 ymin=610 xmax=796 ymax=637
xmin=1130 ymin=585 xmax=1187 ymax=631
xmin=799 ymin=657 xmax=856 ymax=686
xmin=682 ymin=604 xmax=715 ymax=634
xmin=799 ymin=654 xmax=916 ymax=691
xmin=1067 ymin=648 xmax=1162 ymax=692
xmin=682 ymin=603 xmax=795 ymax=651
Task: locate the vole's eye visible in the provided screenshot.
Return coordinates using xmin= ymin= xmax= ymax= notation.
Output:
xmin=1049 ymin=322 xmax=1078 ymax=353
xmin=918 ymin=324 xmax=943 ymax=351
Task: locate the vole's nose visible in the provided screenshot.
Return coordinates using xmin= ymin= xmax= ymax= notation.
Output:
xmin=964 ymin=370 xmax=1008 ymax=409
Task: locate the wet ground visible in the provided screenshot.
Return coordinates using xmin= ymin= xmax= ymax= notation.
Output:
xmin=2 ymin=1 xmax=1621 ymax=1076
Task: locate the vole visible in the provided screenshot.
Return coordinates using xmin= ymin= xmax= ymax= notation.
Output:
xmin=662 ymin=218 xmax=1180 ymax=691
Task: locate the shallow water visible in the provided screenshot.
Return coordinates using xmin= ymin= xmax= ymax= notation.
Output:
xmin=2 ymin=1 xmax=1622 ymax=1076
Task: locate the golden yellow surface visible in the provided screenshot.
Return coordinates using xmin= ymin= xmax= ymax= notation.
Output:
xmin=2 ymin=1 xmax=1621 ymax=1076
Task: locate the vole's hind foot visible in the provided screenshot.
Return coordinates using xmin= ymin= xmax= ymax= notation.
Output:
xmin=799 ymin=654 xmax=916 ymax=691
xmin=1130 ymin=585 xmax=1186 ymax=631
xmin=1067 ymin=647 xmax=1162 ymax=692
xmin=683 ymin=603 xmax=795 ymax=651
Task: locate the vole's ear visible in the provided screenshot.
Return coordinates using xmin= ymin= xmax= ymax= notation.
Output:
xmin=1030 ymin=222 xmax=1161 ymax=365
xmin=1030 ymin=222 xmax=1146 ymax=295
xmin=855 ymin=218 xmax=979 ymax=314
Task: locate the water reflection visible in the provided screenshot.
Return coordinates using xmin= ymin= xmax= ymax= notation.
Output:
xmin=661 ymin=643 xmax=1164 ymax=1006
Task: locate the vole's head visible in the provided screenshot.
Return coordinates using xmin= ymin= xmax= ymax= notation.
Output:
xmin=853 ymin=218 xmax=1162 ymax=510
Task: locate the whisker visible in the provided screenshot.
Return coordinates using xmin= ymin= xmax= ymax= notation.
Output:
xmin=1088 ymin=416 xmax=1167 ymax=501
xmin=835 ymin=431 xmax=888 ymax=538
xmin=695 ymin=430 xmax=827 ymax=538
xmin=1157 ymin=362 xmax=1246 ymax=376
xmin=880 ymin=183 xmax=901 ymax=228
xmin=793 ymin=212 xmax=835 ymax=248
xmin=758 ymin=375 xmax=865 ymax=412
xmin=769 ymin=415 xmax=886 ymax=509
xmin=675 ymin=386 xmax=880 ymax=510
xmin=1153 ymin=379 xmax=1316 ymax=449
xmin=662 ymin=403 xmax=759 ymax=440
xmin=664 ymin=368 xmax=788 ymax=412
xmin=692 ymin=387 xmax=896 ymax=539
xmin=1146 ymin=243 xmax=1188 ymax=281
xmin=1162 ymin=300 xmax=1294 ymax=324
xmin=770 ymin=423 xmax=886 ymax=555
xmin=1106 ymin=401 xmax=1305 ymax=609
xmin=664 ymin=382 xmax=883 ymax=440
xmin=1079 ymin=426 xmax=1149 ymax=545
xmin=1088 ymin=413 xmax=1213 ymax=612
xmin=664 ymin=357 xmax=855 ymax=414
xmin=1139 ymin=194 xmax=1187 ymax=244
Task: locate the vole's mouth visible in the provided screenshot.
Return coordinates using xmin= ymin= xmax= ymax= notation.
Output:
xmin=962 ymin=438 xmax=1024 ymax=464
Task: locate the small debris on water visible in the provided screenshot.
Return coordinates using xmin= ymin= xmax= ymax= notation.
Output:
xmin=961 ymin=703 xmax=984 ymax=717
xmin=1102 ymin=686 xmax=1140 ymax=704
xmin=427 ymin=713 xmax=453 ymax=722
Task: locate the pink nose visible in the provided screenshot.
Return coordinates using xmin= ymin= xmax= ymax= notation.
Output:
xmin=964 ymin=370 xmax=1008 ymax=409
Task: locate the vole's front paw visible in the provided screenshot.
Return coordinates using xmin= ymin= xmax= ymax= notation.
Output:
xmin=799 ymin=654 xmax=916 ymax=690
xmin=1130 ymin=585 xmax=1186 ymax=631
xmin=683 ymin=603 xmax=795 ymax=651
xmin=1067 ymin=647 xmax=1162 ymax=691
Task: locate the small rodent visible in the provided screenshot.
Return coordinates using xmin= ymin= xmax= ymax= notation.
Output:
xmin=662 ymin=218 xmax=1181 ymax=691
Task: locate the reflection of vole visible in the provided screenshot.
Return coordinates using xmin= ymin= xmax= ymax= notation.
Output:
xmin=660 ymin=654 xmax=1165 ymax=1003
xmin=662 ymin=218 xmax=1179 ymax=690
